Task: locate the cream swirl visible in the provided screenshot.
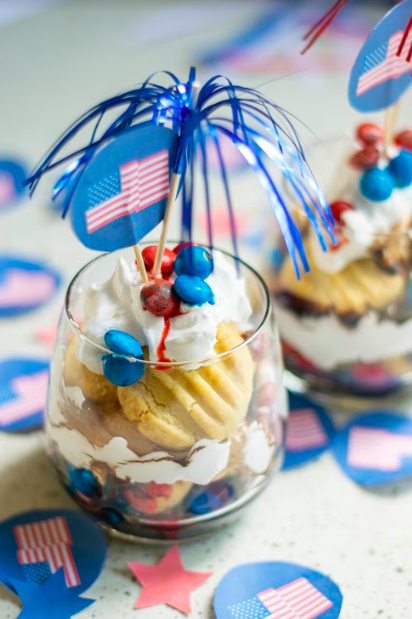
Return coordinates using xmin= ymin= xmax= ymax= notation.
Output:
xmin=77 ymin=250 xmax=252 ymax=373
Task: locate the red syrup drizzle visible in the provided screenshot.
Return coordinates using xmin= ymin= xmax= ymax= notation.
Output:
xmin=157 ymin=318 xmax=172 ymax=364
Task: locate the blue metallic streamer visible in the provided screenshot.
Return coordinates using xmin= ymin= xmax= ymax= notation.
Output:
xmin=26 ymin=67 xmax=334 ymax=277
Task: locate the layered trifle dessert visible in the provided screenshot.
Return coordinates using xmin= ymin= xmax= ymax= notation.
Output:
xmin=273 ymin=124 xmax=412 ymax=396
xmin=47 ymin=243 xmax=285 ymax=539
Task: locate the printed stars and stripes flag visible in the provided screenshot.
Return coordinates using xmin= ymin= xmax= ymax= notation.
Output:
xmin=286 ymin=408 xmax=329 ymax=452
xmin=228 ymin=577 xmax=333 ymax=619
xmin=347 ymin=426 xmax=412 ymax=471
xmin=14 ymin=516 xmax=81 ymax=588
xmin=85 ymin=151 xmax=170 ymax=234
xmin=0 ymin=270 xmax=56 ymax=308
xmin=356 ymin=29 xmax=412 ymax=96
xmin=0 ymin=370 xmax=48 ymax=426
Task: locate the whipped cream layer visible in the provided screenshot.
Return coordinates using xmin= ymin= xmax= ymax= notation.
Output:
xmin=309 ymin=152 xmax=412 ymax=274
xmin=78 ymin=250 xmax=252 ymax=373
xmin=276 ymin=304 xmax=412 ymax=370
xmin=48 ymin=390 xmax=231 ymax=485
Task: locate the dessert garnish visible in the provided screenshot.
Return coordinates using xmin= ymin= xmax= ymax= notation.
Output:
xmin=26 ymin=67 xmax=332 ymax=386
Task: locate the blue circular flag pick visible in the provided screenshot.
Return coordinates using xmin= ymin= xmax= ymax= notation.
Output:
xmin=282 ymin=392 xmax=335 ymax=471
xmin=214 ymin=561 xmax=342 ymax=619
xmin=0 ymin=509 xmax=107 ymax=596
xmin=332 ymin=411 xmax=412 ymax=487
xmin=0 ymin=158 xmax=28 ymax=213
xmin=349 ymin=0 xmax=412 ymax=112
xmin=0 ymin=255 xmax=61 ymax=317
xmin=71 ymin=124 xmax=178 ymax=252
xmin=0 ymin=358 xmax=49 ymax=432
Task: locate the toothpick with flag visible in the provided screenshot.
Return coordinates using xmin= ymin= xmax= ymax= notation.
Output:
xmin=25 ymin=67 xmax=334 ymax=279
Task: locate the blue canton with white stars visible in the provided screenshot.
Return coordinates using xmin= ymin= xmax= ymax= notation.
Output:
xmin=23 ymin=562 xmax=52 ymax=585
xmin=0 ymin=383 xmax=16 ymax=407
xmin=228 ymin=597 xmax=271 ymax=619
xmin=361 ymin=41 xmax=388 ymax=75
xmin=87 ymin=172 xmax=120 ymax=208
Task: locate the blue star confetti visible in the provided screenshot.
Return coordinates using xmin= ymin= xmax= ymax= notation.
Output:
xmin=11 ymin=570 xmax=94 ymax=619
xmin=0 ymin=509 xmax=107 ymax=595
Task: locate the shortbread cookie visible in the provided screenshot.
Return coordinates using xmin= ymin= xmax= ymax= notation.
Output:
xmin=64 ymin=337 xmax=118 ymax=407
xmin=277 ymin=243 xmax=405 ymax=316
xmin=117 ymin=322 xmax=255 ymax=451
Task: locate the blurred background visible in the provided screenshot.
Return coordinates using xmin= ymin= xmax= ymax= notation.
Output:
xmin=0 ymin=0 xmax=401 ymax=356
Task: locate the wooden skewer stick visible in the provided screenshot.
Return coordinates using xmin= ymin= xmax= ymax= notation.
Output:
xmin=152 ymin=173 xmax=181 ymax=277
xmin=153 ymin=81 xmax=201 ymax=277
xmin=384 ymin=102 xmax=400 ymax=158
xmin=133 ymin=244 xmax=149 ymax=283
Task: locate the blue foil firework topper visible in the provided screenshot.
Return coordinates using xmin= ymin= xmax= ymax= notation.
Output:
xmin=302 ymin=1 xmax=412 ymax=56
xmin=26 ymin=67 xmax=334 ymax=277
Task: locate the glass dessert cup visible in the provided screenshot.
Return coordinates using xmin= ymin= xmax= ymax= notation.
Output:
xmin=270 ymin=135 xmax=412 ymax=405
xmin=47 ymin=246 xmax=286 ymax=542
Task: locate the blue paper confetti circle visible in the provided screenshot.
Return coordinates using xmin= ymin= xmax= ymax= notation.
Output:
xmin=0 ymin=509 xmax=107 ymax=595
xmin=282 ymin=392 xmax=335 ymax=471
xmin=214 ymin=561 xmax=342 ymax=619
xmin=332 ymin=411 xmax=412 ymax=487
xmin=0 ymin=358 xmax=49 ymax=432
xmin=0 ymin=255 xmax=61 ymax=317
xmin=0 ymin=158 xmax=28 ymax=213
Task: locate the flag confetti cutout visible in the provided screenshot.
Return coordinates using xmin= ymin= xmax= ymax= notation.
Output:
xmin=214 ymin=561 xmax=343 ymax=619
xmin=332 ymin=411 xmax=412 ymax=486
xmin=0 ymin=256 xmax=60 ymax=317
xmin=0 ymin=158 xmax=28 ymax=212
xmin=14 ymin=516 xmax=81 ymax=588
xmin=0 ymin=358 xmax=49 ymax=431
xmin=283 ymin=393 xmax=335 ymax=471
xmin=0 ymin=509 xmax=106 ymax=596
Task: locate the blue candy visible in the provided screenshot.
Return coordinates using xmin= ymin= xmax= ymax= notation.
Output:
xmin=104 ymin=329 xmax=144 ymax=358
xmin=174 ymin=246 xmax=214 ymax=280
xmin=102 ymin=355 xmax=144 ymax=387
xmin=102 ymin=329 xmax=145 ymax=387
xmin=174 ymin=275 xmax=215 ymax=306
xmin=68 ymin=466 xmax=101 ymax=498
xmin=99 ymin=507 xmax=124 ymax=526
xmin=360 ymin=168 xmax=394 ymax=202
xmin=187 ymin=481 xmax=234 ymax=515
xmin=388 ymin=150 xmax=412 ymax=188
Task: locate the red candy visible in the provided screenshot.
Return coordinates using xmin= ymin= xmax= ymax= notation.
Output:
xmin=395 ymin=130 xmax=412 ymax=152
xmin=356 ymin=123 xmax=383 ymax=146
xmin=140 ymin=279 xmax=181 ymax=317
xmin=173 ymin=241 xmax=196 ymax=254
xmin=141 ymin=245 xmax=176 ymax=275
xmin=329 ymin=200 xmax=353 ymax=225
xmin=349 ymin=145 xmax=380 ymax=170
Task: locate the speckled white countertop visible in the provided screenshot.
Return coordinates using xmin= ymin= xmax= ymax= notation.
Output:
xmin=1 ymin=1 xmax=412 ymax=618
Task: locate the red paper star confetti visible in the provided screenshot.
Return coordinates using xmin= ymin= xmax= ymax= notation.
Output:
xmin=128 ymin=545 xmax=212 ymax=614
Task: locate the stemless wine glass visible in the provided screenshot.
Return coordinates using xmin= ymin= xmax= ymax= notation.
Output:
xmin=46 ymin=246 xmax=286 ymax=542
xmin=270 ymin=136 xmax=412 ymax=404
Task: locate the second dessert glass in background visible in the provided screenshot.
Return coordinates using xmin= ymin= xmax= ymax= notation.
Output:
xmin=271 ymin=127 xmax=412 ymax=405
